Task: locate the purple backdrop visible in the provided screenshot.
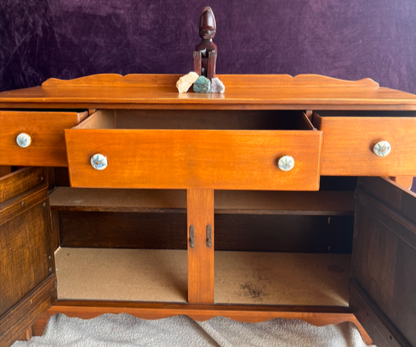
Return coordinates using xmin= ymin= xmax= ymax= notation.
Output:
xmin=1 ymin=0 xmax=416 ymax=93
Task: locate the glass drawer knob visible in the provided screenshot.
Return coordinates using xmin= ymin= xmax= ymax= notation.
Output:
xmin=373 ymin=141 xmax=391 ymax=157
xmin=278 ymin=155 xmax=295 ymax=171
xmin=16 ymin=133 xmax=32 ymax=148
xmin=90 ymin=154 xmax=108 ymax=170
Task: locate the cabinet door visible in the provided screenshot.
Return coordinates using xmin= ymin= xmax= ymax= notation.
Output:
xmin=351 ymin=177 xmax=416 ymax=347
xmin=0 ymin=168 xmax=56 ymax=347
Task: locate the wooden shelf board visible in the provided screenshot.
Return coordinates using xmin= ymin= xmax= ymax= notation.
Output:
xmin=215 ymin=251 xmax=350 ymax=307
xmin=55 ymin=248 xmax=188 ymax=303
xmin=50 ymin=188 xmax=354 ymax=216
xmin=55 ymin=248 xmax=350 ymax=307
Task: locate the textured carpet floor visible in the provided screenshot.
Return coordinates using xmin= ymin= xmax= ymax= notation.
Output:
xmin=12 ymin=314 xmax=375 ymax=347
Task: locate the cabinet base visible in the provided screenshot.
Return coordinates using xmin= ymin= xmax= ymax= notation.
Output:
xmin=32 ymin=301 xmax=372 ymax=345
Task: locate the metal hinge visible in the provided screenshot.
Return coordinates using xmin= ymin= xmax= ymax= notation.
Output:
xmin=206 ymin=225 xmax=212 ymax=247
xmin=189 ymin=225 xmax=195 ymax=248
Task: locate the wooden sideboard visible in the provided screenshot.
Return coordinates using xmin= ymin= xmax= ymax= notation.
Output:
xmin=1 ymin=74 xmax=416 ymax=347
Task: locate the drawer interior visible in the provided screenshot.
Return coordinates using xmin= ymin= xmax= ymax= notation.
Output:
xmin=77 ymin=109 xmax=315 ymax=131
xmin=314 ymin=110 xmax=416 ymax=118
xmin=313 ymin=110 xmax=416 ymax=129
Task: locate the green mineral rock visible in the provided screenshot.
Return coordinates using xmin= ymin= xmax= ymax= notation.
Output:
xmin=193 ymin=76 xmax=211 ymax=93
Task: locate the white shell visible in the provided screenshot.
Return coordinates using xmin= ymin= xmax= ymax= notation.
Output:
xmin=16 ymin=133 xmax=32 ymax=148
xmin=373 ymin=141 xmax=391 ymax=157
xmin=90 ymin=154 xmax=108 ymax=170
xmin=278 ymin=155 xmax=295 ymax=171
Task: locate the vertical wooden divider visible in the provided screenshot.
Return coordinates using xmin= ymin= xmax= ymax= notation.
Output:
xmin=187 ymin=189 xmax=214 ymax=304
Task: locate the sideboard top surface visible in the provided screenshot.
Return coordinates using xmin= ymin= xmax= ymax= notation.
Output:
xmin=1 ymin=74 xmax=416 ymax=110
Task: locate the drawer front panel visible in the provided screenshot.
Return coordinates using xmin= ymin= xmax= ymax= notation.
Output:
xmin=65 ymin=130 xmax=322 ymax=190
xmin=0 ymin=110 xmax=88 ymax=167
xmin=317 ymin=116 xmax=416 ymax=176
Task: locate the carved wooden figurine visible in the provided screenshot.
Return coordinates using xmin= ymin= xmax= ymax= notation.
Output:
xmin=193 ymin=6 xmax=217 ymax=80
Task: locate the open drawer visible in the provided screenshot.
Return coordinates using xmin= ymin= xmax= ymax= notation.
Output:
xmin=313 ymin=110 xmax=416 ymax=176
xmin=65 ymin=110 xmax=322 ymax=190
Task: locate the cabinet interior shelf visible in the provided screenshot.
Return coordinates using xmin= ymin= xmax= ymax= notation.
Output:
xmin=55 ymin=247 xmax=350 ymax=307
xmin=50 ymin=187 xmax=354 ymax=216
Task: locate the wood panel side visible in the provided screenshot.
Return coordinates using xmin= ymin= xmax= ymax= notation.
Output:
xmin=350 ymin=280 xmax=410 ymax=347
xmin=358 ymin=177 xmax=416 ymax=228
xmin=0 ymin=200 xmax=54 ymax=317
xmin=352 ymin=185 xmax=416 ymax=346
xmin=0 ymin=167 xmax=44 ymax=204
xmin=0 ymin=276 xmax=56 ymax=347
xmin=187 ymin=189 xmax=214 ymax=304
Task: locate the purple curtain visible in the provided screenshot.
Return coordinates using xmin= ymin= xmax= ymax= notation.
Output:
xmin=1 ymin=0 xmax=416 ymax=93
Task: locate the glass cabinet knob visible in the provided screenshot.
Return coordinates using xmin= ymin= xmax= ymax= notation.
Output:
xmin=90 ymin=154 xmax=108 ymax=170
xmin=278 ymin=155 xmax=295 ymax=171
xmin=373 ymin=141 xmax=391 ymax=157
xmin=16 ymin=133 xmax=32 ymax=148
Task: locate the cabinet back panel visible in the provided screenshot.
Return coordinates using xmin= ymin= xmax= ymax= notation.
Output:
xmin=58 ymin=211 xmax=353 ymax=253
xmin=114 ymin=109 xmax=312 ymax=130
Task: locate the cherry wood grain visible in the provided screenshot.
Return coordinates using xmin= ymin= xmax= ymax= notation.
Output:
xmin=0 ymin=74 xmax=415 ymax=111
xmin=0 ymin=110 xmax=88 ymax=167
xmin=315 ymin=112 xmax=416 ymax=176
xmin=42 ymin=74 xmax=379 ymax=88
xmin=187 ymin=189 xmax=214 ymax=304
xmin=31 ymin=302 xmax=372 ymax=345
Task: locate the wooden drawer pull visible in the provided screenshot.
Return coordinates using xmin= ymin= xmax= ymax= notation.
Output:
xmin=373 ymin=141 xmax=391 ymax=157
xmin=16 ymin=133 xmax=31 ymax=148
xmin=278 ymin=156 xmax=295 ymax=171
xmin=90 ymin=154 xmax=108 ymax=170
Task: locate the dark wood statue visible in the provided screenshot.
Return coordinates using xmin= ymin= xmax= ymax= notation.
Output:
xmin=193 ymin=6 xmax=217 ymax=80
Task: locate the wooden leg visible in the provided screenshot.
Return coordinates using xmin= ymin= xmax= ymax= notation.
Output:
xmin=390 ymin=176 xmax=413 ymax=190
xmin=32 ymin=312 xmax=51 ymax=337
xmin=17 ymin=327 xmax=32 ymax=341
xmin=187 ymin=189 xmax=214 ymax=304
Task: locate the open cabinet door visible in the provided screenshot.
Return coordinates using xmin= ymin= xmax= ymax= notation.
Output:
xmin=351 ymin=177 xmax=416 ymax=347
xmin=0 ymin=168 xmax=57 ymax=347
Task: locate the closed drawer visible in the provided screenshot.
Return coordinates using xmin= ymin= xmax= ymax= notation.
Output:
xmin=0 ymin=110 xmax=88 ymax=167
xmin=65 ymin=110 xmax=322 ymax=190
xmin=314 ymin=111 xmax=416 ymax=176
